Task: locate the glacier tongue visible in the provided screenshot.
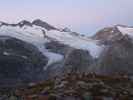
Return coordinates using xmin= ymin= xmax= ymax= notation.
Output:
xmin=35 ymin=44 xmax=63 ymax=69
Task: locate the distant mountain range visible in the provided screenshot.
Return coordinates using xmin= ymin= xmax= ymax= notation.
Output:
xmin=0 ymin=19 xmax=133 ymax=86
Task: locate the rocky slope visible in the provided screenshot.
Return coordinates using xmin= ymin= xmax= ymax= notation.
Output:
xmin=93 ymin=25 xmax=133 ymax=76
xmin=0 ymin=36 xmax=47 ymax=87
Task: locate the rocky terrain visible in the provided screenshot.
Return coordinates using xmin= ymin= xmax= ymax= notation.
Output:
xmin=0 ymin=73 xmax=132 ymax=100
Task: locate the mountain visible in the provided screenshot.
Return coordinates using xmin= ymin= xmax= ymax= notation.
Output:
xmin=97 ymin=35 xmax=133 ymax=75
xmin=93 ymin=25 xmax=133 ymax=75
xmin=0 ymin=20 xmax=133 ymax=86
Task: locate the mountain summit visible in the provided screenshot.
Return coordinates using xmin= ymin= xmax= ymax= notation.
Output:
xmin=32 ymin=19 xmax=58 ymax=30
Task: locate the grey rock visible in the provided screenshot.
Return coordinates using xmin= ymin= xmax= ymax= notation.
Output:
xmin=92 ymin=26 xmax=123 ymax=45
xmin=63 ymin=49 xmax=93 ymax=73
xmin=32 ymin=19 xmax=57 ymax=30
xmin=45 ymin=41 xmax=71 ymax=55
xmin=96 ymin=34 xmax=133 ymax=75
xmin=0 ymin=36 xmax=48 ymax=87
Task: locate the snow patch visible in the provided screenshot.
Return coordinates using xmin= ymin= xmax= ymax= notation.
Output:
xmin=0 ymin=25 xmax=45 ymax=44
xmin=3 ymin=52 xmax=10 ymax=56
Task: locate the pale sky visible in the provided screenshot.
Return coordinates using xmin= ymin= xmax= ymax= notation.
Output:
xmin=0 ymin=0 xmax=133 ymax=35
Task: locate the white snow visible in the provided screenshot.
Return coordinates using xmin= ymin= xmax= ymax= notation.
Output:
xmin=43 ymin=51 xmax=64 ymax=70
xmin=21 ymin=55 xmax=28 ymax=59
xmin=34 ymin=43 xmax=63 ymax=69
xmin=3 ymin=51 xmax=10 ymax=56
xmin=0 ymin=24 xmax=104 ymax=68
xmin=111 ymin=30 xmax=114 ymax=33
xmin=46 ymin=30 xmax=104 ymax=58
xmin=0 ymin=25 xmax=45 ymax=44
xmin=117 ymin=26 xmax=133 ymax=37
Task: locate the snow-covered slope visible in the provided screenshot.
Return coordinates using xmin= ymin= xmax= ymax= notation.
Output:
xmin=0 ymin=25 xmax=64 ymax=66
xmin=47 ymin=30 xmax=104 ymax=58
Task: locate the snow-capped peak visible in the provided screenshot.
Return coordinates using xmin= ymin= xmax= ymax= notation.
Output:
xmin=18 ymin=20 xmax=32 ymax=27
xmin=117 ymin=26 xmax=133 ymax=37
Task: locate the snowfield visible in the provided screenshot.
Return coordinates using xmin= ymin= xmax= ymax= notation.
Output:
xmin=47 ymin=30 xmax=104 ymax=58
xmin=0 ymin=24 xmax=104 ymax=68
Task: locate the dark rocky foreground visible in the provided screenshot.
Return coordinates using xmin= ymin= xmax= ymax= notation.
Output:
xmin=0 ymin=36 xmax=48 ymax=87
xmin=0 ymin=73 xmax=132 ymax=100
